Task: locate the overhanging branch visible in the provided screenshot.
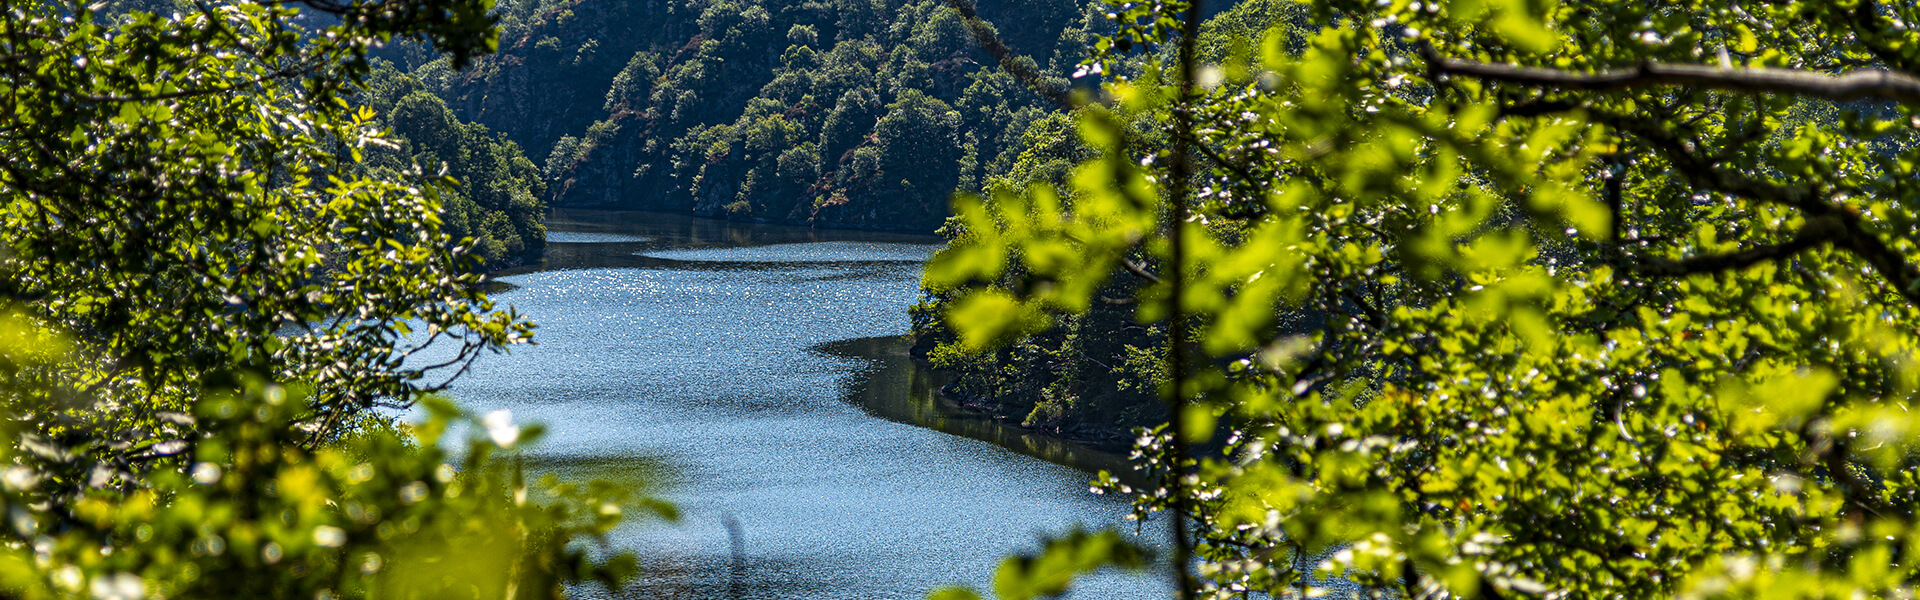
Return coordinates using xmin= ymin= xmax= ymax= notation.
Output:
xmin=1599 ymin=115 xmax=1829 ymax=215
xmin=1594 ymin=113 xmax=1920 ymax=305
xmin=1626 ymin=218 xmax=1839 ymax=276
xmin=1425 ymin=47 xmax=1920 ymax=107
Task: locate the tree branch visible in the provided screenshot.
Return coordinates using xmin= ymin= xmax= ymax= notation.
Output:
xmin=1175 ymin=129 xmax=1262 ymax=185
xmin=1122 ymin=256 xmax=1164 ymax=285
xmin=1833 ymin=214 xmax=1920 ymax=304
xmin=1594 ymin=113 xmax=1920 ymax=304
xmin=1426 ymin=47 xmax=1920 ymax=108
xmin=1602 ymin=112 xmax=1920 ymax=301
xmin=1603 ymin=159 xmax=1623 ymax=244
xmin=1600 ymin=115 xmax=1829 ymax=214
xmin=1626 ymin=218 xmax=1840 ymax=276
xmin=1064 ymin=231 xmax=1164 ymax=285
xmin=1499 ymin=98 xmax=1584 ymax=118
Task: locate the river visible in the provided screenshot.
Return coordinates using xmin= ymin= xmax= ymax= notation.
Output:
xmin=434 ymin=209 xmax=1172 ymax=599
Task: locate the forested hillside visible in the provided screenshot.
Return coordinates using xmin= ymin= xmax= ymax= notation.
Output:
xmin=358 ymin=66 xmax=550 ymax=267
xmin=910 ymin=0 xmax=1299 ymax=442
xmin=380 ymin=0 xmax=1097 ymax=231
xmin=94 ymin=0 xmax=549 ymax=269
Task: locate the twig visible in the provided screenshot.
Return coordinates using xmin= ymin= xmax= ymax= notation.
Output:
xmin=1121 ymin=257 xmax=1163 ymax=285
xmin=1164 ymin=0 xmax=1206 ymax=597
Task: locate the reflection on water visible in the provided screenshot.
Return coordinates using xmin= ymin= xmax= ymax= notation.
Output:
xmin=433 ymin=209 xmax=1169 ymax=600
xmin=641 ymin=242 xmax=938 ymax=264
xmin=818 ymin=335 xmax=1138 ymax=482
xmin=547 ymin=231 xmax=655 ymax=244
xmin=508 ymin=210 xmax=944 ymax=277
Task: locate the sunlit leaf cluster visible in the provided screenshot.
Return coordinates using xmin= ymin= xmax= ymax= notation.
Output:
xmin=0 ymin=0 xmax=531 ymax=498
xmin=0 ymin=0 xmax=655 ymax=597
xmin=926 ymin=0 xmax=1920 ymax=597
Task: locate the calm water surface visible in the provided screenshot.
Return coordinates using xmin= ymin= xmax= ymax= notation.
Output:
xmin=438 ymin=210 xmax=1171 ymax=599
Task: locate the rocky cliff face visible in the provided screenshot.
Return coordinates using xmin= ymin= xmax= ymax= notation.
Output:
xmin=421 ymin=0 xmax=1092 ymax=232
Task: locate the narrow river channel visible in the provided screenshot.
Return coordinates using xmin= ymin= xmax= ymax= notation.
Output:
xmin=436 ymin=209 xmax=1172 ymax=599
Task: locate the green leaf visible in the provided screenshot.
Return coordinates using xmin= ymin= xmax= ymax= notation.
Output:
xmin=987 ymin=529 xmax=1148 ymax=600
xmin=946 ymin=291 xmax=1047 ymax=353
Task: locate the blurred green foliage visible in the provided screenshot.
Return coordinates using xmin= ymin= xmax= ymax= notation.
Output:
xmin=926 ymin=0 xmax=1920 ymax=597
xmin=0 ymin=0 xmax=648 ymax=597
xmin=913 ymin=0 xmax=1311 ymax=445
xmin=928 ymin=528 xmax=1150 ymax=600
xmin=0 ymin=352 xmax=650 ymax=599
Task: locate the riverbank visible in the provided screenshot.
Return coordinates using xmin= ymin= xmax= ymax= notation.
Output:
xmin=935 ymin=384 xmax=1139 ymax=452
xmin=816 ymin=335 xmax=1143 ymax=482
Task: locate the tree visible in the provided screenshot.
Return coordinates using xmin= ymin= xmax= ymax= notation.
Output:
xmin=1 ymin=0 xmax=522 ymax=491
xmin=927 ymin=0 xmax=1920 ymax=597
xmin=0 ymin=0 xmax=643 ymax=596
xmin=869 ymin=89 xmax=965 ymax=225
xmin=364 ymin=69 xmax=550 ymax=268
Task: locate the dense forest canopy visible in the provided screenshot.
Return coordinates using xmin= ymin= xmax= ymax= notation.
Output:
xmin=357 ymin=65 xmax=552 ymax=268
xmin=925 ymin=0 xmax=1920 ymax=598
xmin=377 ymin=0 xmax=1100 ymax=231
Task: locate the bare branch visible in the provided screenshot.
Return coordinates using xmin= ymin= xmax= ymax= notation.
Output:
xmin=1121 ymin=257 xmax=1164 ymax=285
xmin=1499 ymin=98 xmax=1584 ymax=118
xmin=1064 ymin=231 xmax=1164 ymax=285
xmin=1603 ymin=160 xmax=1623 ymax=243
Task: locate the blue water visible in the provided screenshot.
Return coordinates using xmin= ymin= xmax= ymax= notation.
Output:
xmin=433 ymin=210 xmax=1170 ymax=599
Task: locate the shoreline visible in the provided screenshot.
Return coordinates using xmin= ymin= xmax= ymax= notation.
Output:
xmin=513 ymin=208 xmax=1145 ymax=481
xmin=934 ymin=385 xmax=1137 ymax=453
xmin=816 ymin=335 xmax=1144 ymax=484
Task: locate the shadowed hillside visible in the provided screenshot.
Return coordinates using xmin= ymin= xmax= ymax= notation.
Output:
xmin=380 ymin=0 xmax=1101 ymax=232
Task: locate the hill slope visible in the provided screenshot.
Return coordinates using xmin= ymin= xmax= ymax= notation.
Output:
xmin=387 ymin=0 xmax=1099 ymax=232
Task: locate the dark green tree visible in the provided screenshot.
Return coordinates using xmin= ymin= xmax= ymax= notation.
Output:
xmin=0 ymin=0 xmax=644 ymax=596
xmin=366 ymin=70 xmax=549 ymax=268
